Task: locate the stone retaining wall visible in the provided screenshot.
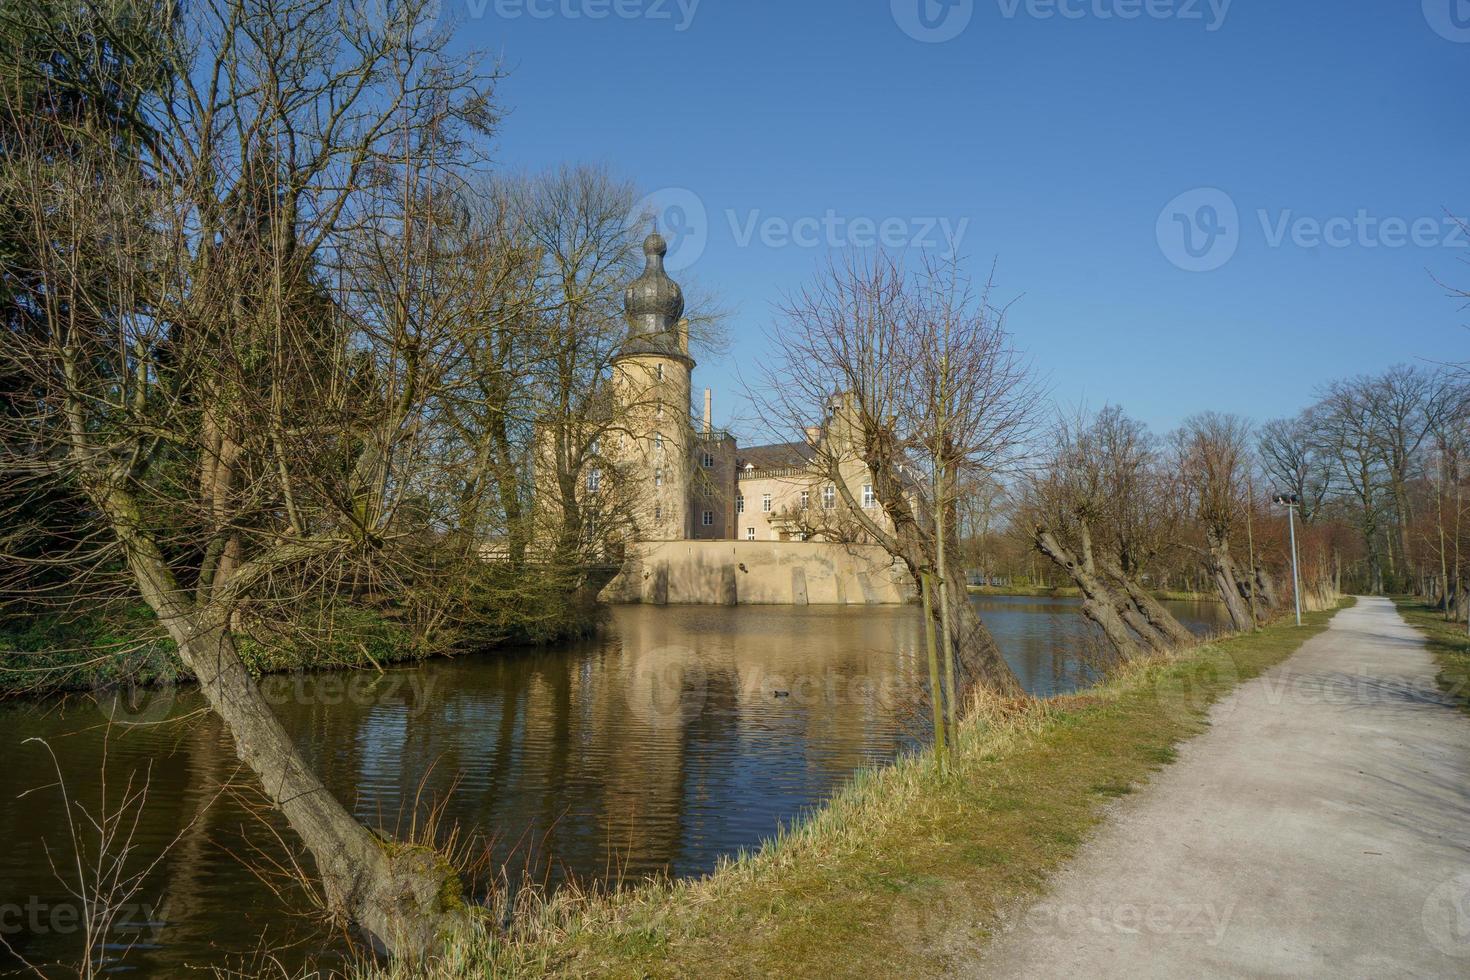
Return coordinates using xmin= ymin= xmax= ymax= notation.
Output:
xmin=600 ymin=541 xmax=916 ymax=606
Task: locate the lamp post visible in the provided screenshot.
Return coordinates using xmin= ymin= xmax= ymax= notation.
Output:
xmin=1274 ymin=493 xmax=1302 ymax=626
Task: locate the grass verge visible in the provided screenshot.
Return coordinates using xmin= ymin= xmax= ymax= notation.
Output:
xmin=362 ymin=599 xmax=1349 ymax=980
xmin=1389 ymin=597 xmax=1470 ymax=714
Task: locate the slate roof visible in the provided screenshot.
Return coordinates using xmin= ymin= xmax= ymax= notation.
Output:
xmin=737 ymin=440 xmax=818 ymax=471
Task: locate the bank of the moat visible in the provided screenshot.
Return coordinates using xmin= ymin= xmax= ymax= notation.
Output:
xmin=0 ymin=596 xmax=1227 ymax=974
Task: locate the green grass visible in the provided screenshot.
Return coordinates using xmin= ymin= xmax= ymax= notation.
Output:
xmin=363 ymin=599 xmax=1349 ymax=980
xmin=0 ymin=602 xmax=184 ymax=693
xmin=0 ymin=575 xmax=601 ymax=697
xmin=1389 ymin=597 xmax=1470 ymax=714
xmin=0 ymin=601 xmax=420 ymax=696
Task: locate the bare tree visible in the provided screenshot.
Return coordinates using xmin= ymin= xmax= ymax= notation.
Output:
xmin=1313 ymin=379 xmax=1393 ymax=593
xmin=1023 ymin=408 xmax=1196 ymax=662
xmin=1367 ymin=367 xmax=1465 ymax=587
xmin=1174 ymin=413 xmax=1256 ymax=630
xmin=1026 ymin=414 xmax=1146 ymax=659
xmin=0 ymin=0 xmax=499 ymax=955
xmin=756 ymin=252 xmax=1039 ymax=709
xmin=1258 ymin=413 xmax=1332 ymax=523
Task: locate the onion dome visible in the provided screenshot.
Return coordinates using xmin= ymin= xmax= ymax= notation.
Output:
xmin=624 ymin=233 xmax=685 ymax=338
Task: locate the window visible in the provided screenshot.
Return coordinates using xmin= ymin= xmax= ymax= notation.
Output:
xmin=586 ymin=468 xmax=601 ymax=492
xmin=762 ymin=493 xmax=772 ymax=513
xmin=589 ymin=437 xmax=600 ymax=455
xmin=862 ymin=484 xmax=875 ymax=508
xmin=746 ymin=527 xmax=756 ymax=541
xmin=702 ymin=452 xmax=714 ymax=468
xmin=656 ymin=402 xmax=664 ymax=419
xmin=800 ymin=490 xmax=810 ymax=510
xmin=655 ymin=504 xmax=662 ymax=521
xmin=823 ymin=484 xmax=836 ymax=509
xmin=702 ymin=511 xmax=713 ymax=527
xmin=736 ymin=494 xmax=745 ymax=514
xmin=654 ymin=433 xmax=663 ymax=450
xmin=798 ymin=532 xmax=809 ymax=542
xmin=655 ymin=468 xmax=663 ymax=488
xmin=656 ymin=364 xmax=664 ymax=382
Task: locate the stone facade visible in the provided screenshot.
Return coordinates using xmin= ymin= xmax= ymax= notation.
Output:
xmin=601 ymin=540 xmax=915 ymax=606
xmin=606 ymin=233 xmax=899 ymax=551
xmin=545 ymin=231 xmax=912 ymax=605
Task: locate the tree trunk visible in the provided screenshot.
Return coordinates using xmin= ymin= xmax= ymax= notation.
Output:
xmin=1113 ymin=593 xmax=1172 ymax=655
xmin=1254 ymin=564 xmax=1280 ymax=614
xmin=854 ymin=434 xmax=1022 ymax=698
xmin=919 ymin=570 xmax=948 ymax=758
xmin=112 ymin=508 xmax=467 ymax=958
xmin=1100 ymin=561 xmax=1197 ymax=649
xmin=1105 ymin=558 xmax=1193 ymax=652
xmin=938 ymin=545 xmax=1022 ymax=698
xmin=174 ymin=616 xmax=467 ymax=955
xmin=1206 ymin=530 xmax=1253 ymax=631
xmin=1035 ymin=527 xmax=1143 ymax=661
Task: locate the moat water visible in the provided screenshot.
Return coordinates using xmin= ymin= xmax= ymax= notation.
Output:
xmin=0 ymin=596 xmax=1227 ymax=975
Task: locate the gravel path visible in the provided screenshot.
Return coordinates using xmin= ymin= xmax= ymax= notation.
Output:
xmin=971 ymin=596 xmax=1470 ymax=978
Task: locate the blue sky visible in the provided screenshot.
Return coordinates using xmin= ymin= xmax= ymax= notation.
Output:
xmin=446 ymin=0 xmax=1468 ymax=437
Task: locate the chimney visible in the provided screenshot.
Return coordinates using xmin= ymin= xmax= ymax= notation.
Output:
xmin=703 ymin=388 xmax=713 ymax=434
xmin=803 ymin=426 xmax=822 ymax=445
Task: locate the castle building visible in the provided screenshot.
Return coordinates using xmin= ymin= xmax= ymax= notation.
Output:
xmin=609 ymin=232 xmax=899 ymax=547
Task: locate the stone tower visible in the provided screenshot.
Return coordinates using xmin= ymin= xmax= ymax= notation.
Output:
xmin=613 ymin=232 xmax=695 ymax=540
